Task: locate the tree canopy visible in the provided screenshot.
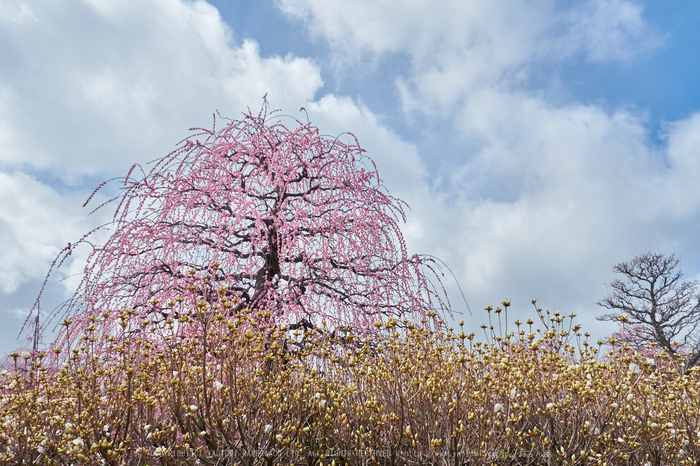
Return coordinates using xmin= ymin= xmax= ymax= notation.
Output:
xmin=30 ymin=103 xmax=451 ymax=350
xmin=597 ymin=252 xmax=700 ymax=368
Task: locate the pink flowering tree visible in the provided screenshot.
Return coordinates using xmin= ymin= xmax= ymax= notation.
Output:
xmin=29 ymin=102 xmax=451 ymax=351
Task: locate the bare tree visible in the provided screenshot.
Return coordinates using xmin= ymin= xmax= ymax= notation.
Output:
xmin=597 ymin=252 xmax=700 ymax=368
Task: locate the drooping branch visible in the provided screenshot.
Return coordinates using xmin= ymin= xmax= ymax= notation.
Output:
xmin=29 ymin=100 xmax=453 ymax=355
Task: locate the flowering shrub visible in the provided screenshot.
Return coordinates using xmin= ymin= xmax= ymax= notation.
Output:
xmin=3 ymin=292 xmax=700 ymax=465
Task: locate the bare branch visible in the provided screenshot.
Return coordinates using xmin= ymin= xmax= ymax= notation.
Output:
xmin=597 ymin=252 xmax=700 ymax=369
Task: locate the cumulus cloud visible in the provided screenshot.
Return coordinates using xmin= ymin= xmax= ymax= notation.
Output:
xmin=0 ymin=172 xmax=98 ymax=294
xmin=563 ymin=0 xmax=665 ymax=63
xmin=449 ymin=93 xmax=661 ymax=307
xmin=277 ymin=0 xmax=552 ymax=60
xmin=278 ymin=0 xmax=663 ymax=110
xmin=279 ymin=0 xmax=553 ymax=95
xmin=660 ymin=113 xmax=700 ymax=219
xmin=0 ymin=1 xmax=37 ymax=24
xmin=0 ymin=0 xmax=322 ymax=178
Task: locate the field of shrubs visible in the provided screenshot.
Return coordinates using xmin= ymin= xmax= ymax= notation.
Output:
xmin=2 ymin=288 xmax=699 ymax=465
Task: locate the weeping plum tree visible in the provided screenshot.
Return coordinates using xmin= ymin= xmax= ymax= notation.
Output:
xmin=29 ymin=102 xmax=450 ymax=349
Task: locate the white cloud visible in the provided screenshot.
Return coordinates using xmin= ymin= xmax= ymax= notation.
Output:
xmin=564 ymin=0 xmax=665 ymax=63
xmin=659 ymin=112 xmax=700 ymax=219
xmin=453 ymin=91 xmax=658 ymax=202
xmin=0 ymin=1 xmax=38 ymax=24
xmin=279 ymin=0 xmax=554 ymax=92
xmin=0 ymin=172 xmax=97 ymax=294
xmin=278 ymin=0 xmax=663 ymax=111
xmin=277 ymin=0 xmax=553 ymax=60
xmin=8 ymin=307 xmax=30 ymax=321
xmin=0 ymin=0 xmax=323 ymax=178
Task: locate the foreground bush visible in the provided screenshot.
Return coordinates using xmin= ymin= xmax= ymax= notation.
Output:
xmin=2 ymin=299 xmax=700 ymax=465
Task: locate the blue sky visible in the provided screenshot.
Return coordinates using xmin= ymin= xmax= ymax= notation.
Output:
xmin=1 ymin=0 xmax=700 ymax=357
